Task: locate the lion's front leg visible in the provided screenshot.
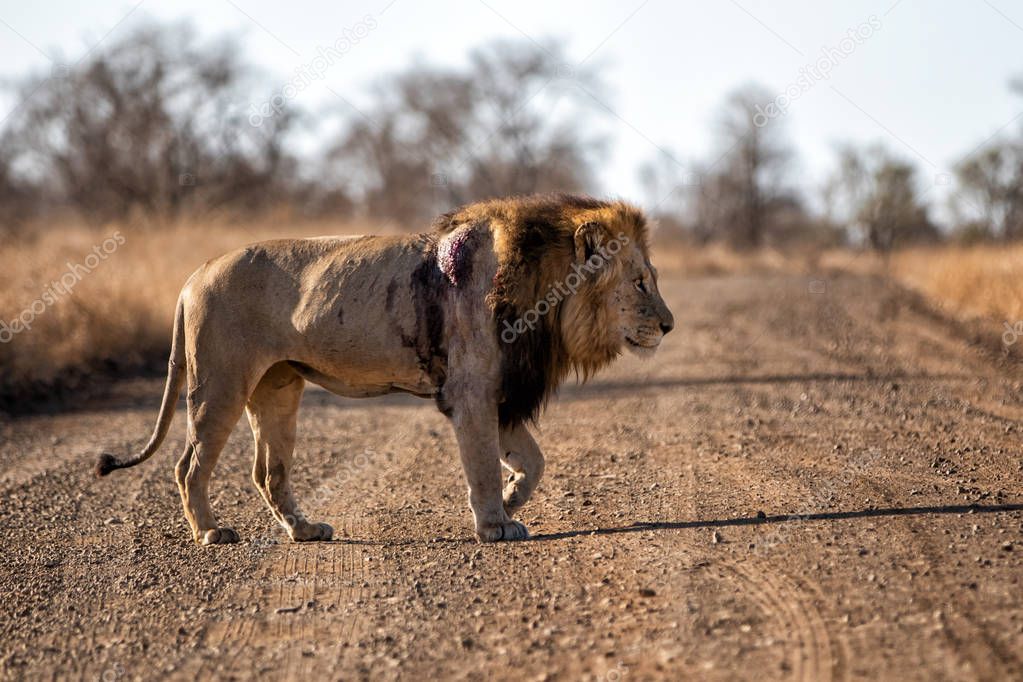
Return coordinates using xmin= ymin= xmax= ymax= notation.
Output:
xmin=450 ymin=397 xmax=529 ymax=542
xmin=500 ymin=423 xmax=545 ymax=517
xmin=440 ymin=228 xmax=525 ymax=542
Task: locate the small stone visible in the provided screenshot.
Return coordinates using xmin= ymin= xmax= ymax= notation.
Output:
xmin=712 ymin=530 xmax=722 ymax=544
xmin=755 ymin=510 xmax=767 ymax=520
xmin=638 ymin=588 xmax=656 ymax=597
xmin=1001 ymin=542 xmax=1013 ymax=552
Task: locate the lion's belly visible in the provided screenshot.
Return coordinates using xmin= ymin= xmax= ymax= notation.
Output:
xmin=287 ymin=306 xmax=446 ymax=399
xmin=286 ymin=360 xmax=437 ymax=399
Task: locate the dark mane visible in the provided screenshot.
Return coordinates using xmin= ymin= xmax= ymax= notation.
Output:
xmin=433 ymin=193 xmax=648 ymax=427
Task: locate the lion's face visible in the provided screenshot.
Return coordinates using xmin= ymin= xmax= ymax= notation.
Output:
xmin=560 ymin=223 xmax=674 ymax=368
xmin=611 ymin=243 xmax=674 ymax=358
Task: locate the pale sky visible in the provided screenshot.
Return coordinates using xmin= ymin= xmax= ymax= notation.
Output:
xmin=2 ymin=0 xmax=1021 ymax=217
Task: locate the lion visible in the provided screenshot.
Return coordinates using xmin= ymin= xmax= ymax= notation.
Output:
xmin=95 ymin=193 xmax=674 ymax=544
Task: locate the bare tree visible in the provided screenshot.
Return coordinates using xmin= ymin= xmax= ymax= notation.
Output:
xmin=828 ymin=145 xmax=936 ymax=250
xmin=330 ymin=39 xmax=608 ymax=226
xmin=637 ymin=149 xmax=690 ymax=235
xmin=953 ymin=141 xmax=1023 ymax=240
xmin=2 ymin=22 xmax=302 ymax=224
xmin=0 ymin=138 xmax=40 ymax=230
xmin=946 ymin=75 xmax=1023 ymax=241
xmin=692 ymin=84 xmax=796 ymax=247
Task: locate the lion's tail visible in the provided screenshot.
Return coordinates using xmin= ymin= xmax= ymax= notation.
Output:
xmin=95 ymin=295 xmax=187 ymax=477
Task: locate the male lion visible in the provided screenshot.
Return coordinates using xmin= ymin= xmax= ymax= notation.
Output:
xmin=96 ymin=194 xmax=674 ymax=544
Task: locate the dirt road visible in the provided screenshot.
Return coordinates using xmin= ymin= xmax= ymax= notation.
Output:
xmin=2 ymin=271 xmax=1022 ymax=681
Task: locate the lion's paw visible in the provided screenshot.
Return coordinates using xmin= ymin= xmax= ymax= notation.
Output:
xmin=201 ymin=527 xmax=240 ymax=545
xmin=503 ymin=487 xmax=526 ymax=516
xmin=290 ymin=521 xmax=334 ymax=542
xmin=476 ymin=519 xmax=529 ymax=543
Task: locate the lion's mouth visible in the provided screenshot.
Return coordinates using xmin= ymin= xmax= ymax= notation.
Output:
xmin=625 ymin=336 xmax=659 ymax=350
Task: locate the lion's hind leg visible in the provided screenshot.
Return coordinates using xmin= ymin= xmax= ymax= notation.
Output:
xmin=246 ymin=363 xmax=333 ymax=542
xmin=175 ymin=377 xmax=252 ymax=546
xmin=500 ymin=424 xmax=545 ymax=517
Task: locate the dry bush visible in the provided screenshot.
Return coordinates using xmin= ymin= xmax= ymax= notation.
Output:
xmin=826 ymin=145 xmax=938 ymax=251
xmin=651 ymin=242 xmax=797 ymax=276
xmin=0 ymin=218 xmax=379 ymax=404
xmin=651 ymin=227 xmax=819 ymax=276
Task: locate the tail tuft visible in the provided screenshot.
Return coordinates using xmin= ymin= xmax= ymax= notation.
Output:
xmin=95 ymin=453 xmax=120 ymax=477
xmin=94 ymin=294 xmax=187 ymax=480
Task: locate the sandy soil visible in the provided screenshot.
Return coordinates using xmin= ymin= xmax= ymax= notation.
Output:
xmin=2 ymin=271 xmax=1022 ymax=681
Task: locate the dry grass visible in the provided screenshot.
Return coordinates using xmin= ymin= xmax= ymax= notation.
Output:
xmin=821 ymin=244 xmax=1023 ymax=325
xmin=2 ymin=222 xmax=783 ymax=402
xmin=5 ymin=217 xmax=1019 ymax=405
xmin=0 ymin=217 xmax=381 ymax=402
xmin=888 ymin=245 xmax=1023 ymax=325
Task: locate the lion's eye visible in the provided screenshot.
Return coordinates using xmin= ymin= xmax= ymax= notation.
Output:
xmin=635 ymin=279 xmax=647 ymax=293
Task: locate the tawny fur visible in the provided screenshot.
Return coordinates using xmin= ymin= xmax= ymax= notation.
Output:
xmin=96 ymin=193 xmax=674 ymax=545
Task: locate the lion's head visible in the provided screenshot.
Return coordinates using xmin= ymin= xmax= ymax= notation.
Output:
xmin=434 ymin=193 xmax=674 ymax=427
xmin=559 ymin=213 xmax=674 ymax=365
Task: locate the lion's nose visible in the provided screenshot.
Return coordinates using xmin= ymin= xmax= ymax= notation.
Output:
xmin=660 ymin=320 xmax=674 ymax=335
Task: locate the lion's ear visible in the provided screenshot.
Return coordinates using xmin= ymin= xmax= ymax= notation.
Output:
xmin=574 ymin=221 xmax=608 ymax=264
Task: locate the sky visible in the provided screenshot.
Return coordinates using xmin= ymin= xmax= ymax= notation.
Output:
xmin=1 ymin=0 xmax=1021 ymax=217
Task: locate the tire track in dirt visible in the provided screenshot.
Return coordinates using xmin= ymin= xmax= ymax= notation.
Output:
xmin=646 ymin=280 xmax=854 ymax=682
xmin=728 ymin=561 xmax=836 ymax=682
xmin=334 ymin=514 xmax=370 ymax=667
xmin=597 ymin=382 xmax=838 ymax=678
xmin=189 ymin=403 xmax=407 ymax=679
xmin=193 ymin=515 xmax=378 ymax=678
xmin=217 ymin=404 xmax=431 ymax=678
xmin=567 ymin=376 xmax=844 ymax=680
xmin=854 ymin=470 xmax=1023 ymax=679
xmin=5 ymin=271 xmax=1023 ymax=680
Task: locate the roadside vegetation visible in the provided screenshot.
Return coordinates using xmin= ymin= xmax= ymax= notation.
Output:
xmin=3 ymin=21 xmax=1023 ymax=406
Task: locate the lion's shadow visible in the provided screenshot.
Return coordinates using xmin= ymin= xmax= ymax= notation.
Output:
xmin=526 ymin=502 xmax=1023 ymax=542
xmin=339 ymin=502 xmax=1023 ymax=546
